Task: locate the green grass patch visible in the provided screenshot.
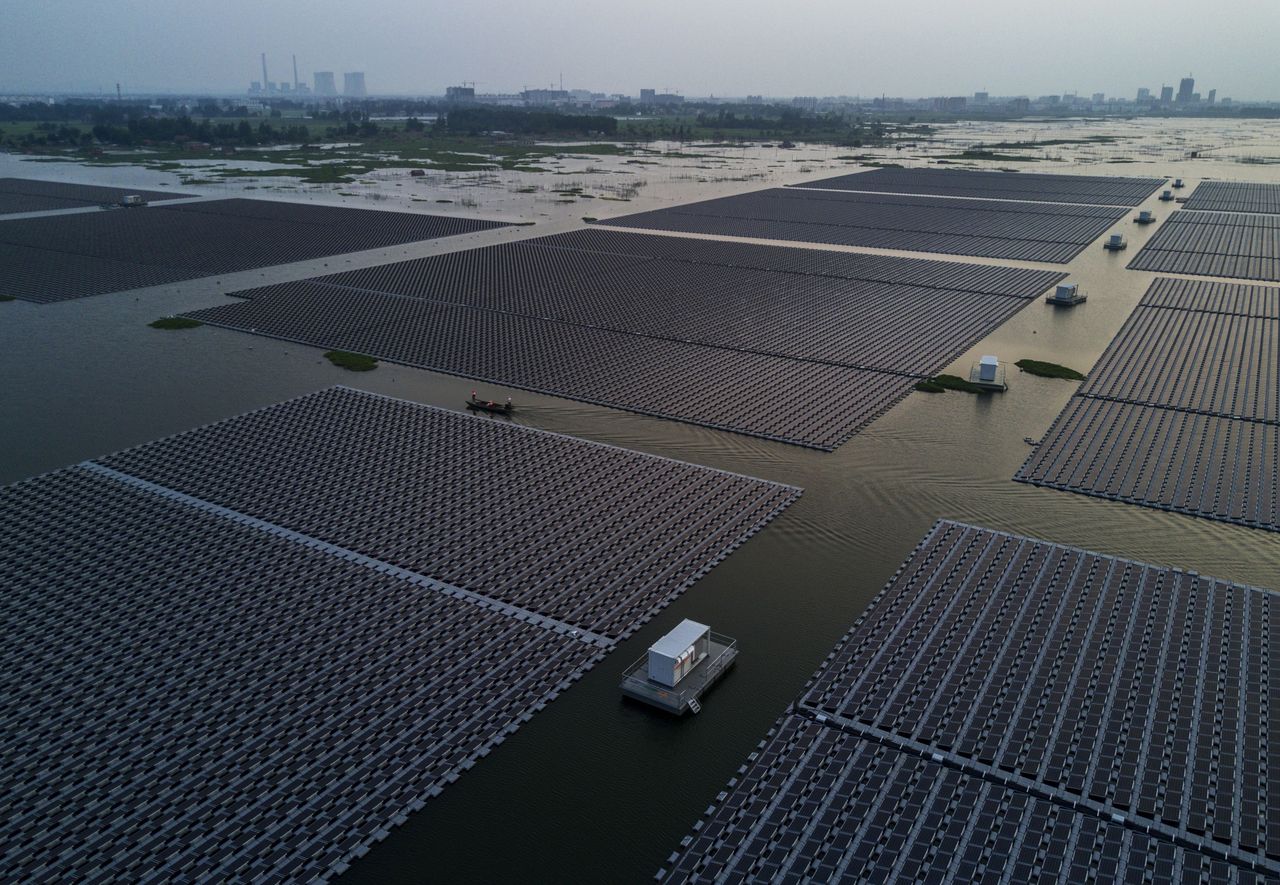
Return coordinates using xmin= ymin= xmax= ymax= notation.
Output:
xmin=1015 ymin=359 xmax=1085 ymax=381
xmin=938 ymin=150 xmax=1042 ymax=162
xmin=148 ymin=316 xmax=202 ymax=330
xmin=916 ymin=374 xmax=986 ymax=394
xmin=324 ymin=350 xmax=378 ymax=371
xmin=582 ymin=216 xmax=598 ymax=222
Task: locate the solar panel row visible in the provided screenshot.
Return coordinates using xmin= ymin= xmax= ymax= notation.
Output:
xmin=0 ymin=197 xmax=509 ymax=302
xmin=597 ymin=188 xmax=1126 ymax=263
xmin=0 ymin=467 xmax=600 ymax=882
xmin=1018 ymin=277 xmax=1280 ymax=532
xmin=659 ymin=521 xmax=1278 ymax=882
xmin=0 ymin=387 xmax=799 ymax=880
xmin=789 ymin=167 xmax=1164 ymax=207
xmin=0 ymin=176 xmax=193 ymax=216
xmin=1128 ymin=211 xmax=1280 ymax=283
xmin=183 ymin=229 xmax=1061 ymax=450
xmin=1184 ymin=181 xmax=1280 ymax=215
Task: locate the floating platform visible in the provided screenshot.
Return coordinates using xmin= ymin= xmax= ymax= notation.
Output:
xmin=1046 ymin=283 xmax=1087 ymax=306
xmin=1134 ymin=210 xmax=1157 ymax=225
xmin=968 ymin=355 xmax=1008 ymax=391
xmin=621 ymin=627 xmax=737 ymax=715
xmin=1102 ymin=234 xmax=1128 ymax=251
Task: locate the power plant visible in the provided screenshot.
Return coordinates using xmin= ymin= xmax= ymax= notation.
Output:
xmin=247 ymin=55 xmax=352 ymax=96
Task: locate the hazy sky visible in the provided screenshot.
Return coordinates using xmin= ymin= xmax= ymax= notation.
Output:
xmin=3 ymin=0 xmax=1279 ymax=99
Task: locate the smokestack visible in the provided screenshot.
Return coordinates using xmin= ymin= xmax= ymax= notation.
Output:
xmin=261 ymin=52 xmax=269 ymax=91
xmin=293 ymin=54 xmax=299 ymax=89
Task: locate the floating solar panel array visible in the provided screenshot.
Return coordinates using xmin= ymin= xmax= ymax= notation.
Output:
xmin=789 ymin=167 xmax=1164 ymax=207
xmin=1018 ymin=277 xmax=1280 ymax=532
xmin=183 ymin=228 xmax=1063 ymax=449
xmin=1128 ymin=211 xmax=1280 ymax=283
xmin=595 ymin=188 xmax=1126 ymax=263
xmin=0 ymin=176 xmax=193 ymax=215
xmin=1184 ymin=181 xmax=1280 ymax=215
xmin=0 ymin=197 xmax=509 ymax=303
xmin=0 ymin=387 xmax=799 ymax=881
xmin=660 ymin=520 xmax=1279 ymax=883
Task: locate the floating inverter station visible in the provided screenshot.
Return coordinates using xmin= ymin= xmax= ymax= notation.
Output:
xmin=968 ymin=354 xmax=1008 ymax=391
xmin=1134 ymin=209 xmax=1156 ymax=224
xmin=1159 ymin=188 xmax=1176 ymax=201
xmin=620 ymin=620 xmax=737 ymax=715
xmin=1173 ymin=177 xmax=1185 ymax=188
xmin=1103 ymin=232 xmax=1128 ymax=251
xmin=1046 ymin=282 xmax=1087 ymax=306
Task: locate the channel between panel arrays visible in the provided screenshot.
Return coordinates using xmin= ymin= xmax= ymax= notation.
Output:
xmin=593 ymin=187 xmax=1127 ymax=263
xmin=0 ymin=386 xmax=799 ymax=882
xmin=788 ymin=167 xmax=1164 ymax=207
xmin=1127 ymin=210 xmax=1280 ymax=283
xmin=0 ymin=176 xmax=195 ymax=215
xmin=1017 ymin=277 xmax=1280 ymax=531
xmin=659 ymin=520 xmax=1278 ymax=883
xmin=183 ymin=228 xmax=1063 ymax=450
xmin=0 ymin=196 xmax=510 ymax=303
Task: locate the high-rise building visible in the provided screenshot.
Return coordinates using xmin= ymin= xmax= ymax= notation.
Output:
xmin=973 ymin=91 xmax=989 ymax=104
xmin=639 ymin=88 xmax=656 ymax=104
xmin=1176 ymin=76 xmax=1195 ymax=104
xmin=1160 ymin=85 xmax=1174 ymax=105
xmin=1091 ymin=92 xmax=1105 ymax=104
xmin=1136 ymin=87 xmax=1151 ymax=101
xmin=344 ymin=72 xmax=367 ymax=97
xmin=314 ymin=71 xmax=337 ymax=96
xmin=1207 ymin=89 xmax=1217 ymax=105
xmin=445 ymin=86 xmax=476 ymax=102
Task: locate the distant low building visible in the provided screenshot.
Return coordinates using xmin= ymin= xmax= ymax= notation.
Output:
xmin=445 ymin=85 xmax=475 ymax=103
xmin=522 ymin=88 xmax=569 ymax=105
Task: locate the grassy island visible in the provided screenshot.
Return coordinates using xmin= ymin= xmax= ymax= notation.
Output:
xmin=916 ymin=374 xmax=986 ymax=394
xmin=325 ymin=350 xmax=378 ymax=371
xmin=149 ymin=316 xmax=203 ymax=330
xmin=1015 ymin=359 xmax=1085 ymax=381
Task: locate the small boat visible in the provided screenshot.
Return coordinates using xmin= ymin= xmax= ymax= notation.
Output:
xmin=1024 ymin=437 xmax=1040 ymax=446
xmin=466 ymin=395 xmax=514 ymax=415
